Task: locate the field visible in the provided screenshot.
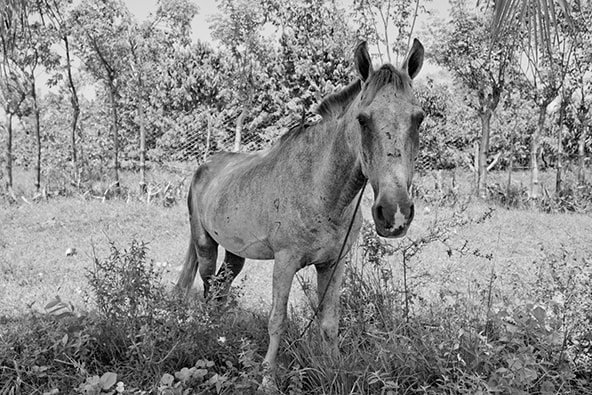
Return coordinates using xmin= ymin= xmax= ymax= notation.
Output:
xmin=1 ymin=168 xmax=592 ymax=394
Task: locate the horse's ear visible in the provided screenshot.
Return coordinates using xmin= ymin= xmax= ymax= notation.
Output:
xmin=402 ymin=38 xmax=424 ymax=80
xmin=354 ymin=41 xmax=373 ymax=82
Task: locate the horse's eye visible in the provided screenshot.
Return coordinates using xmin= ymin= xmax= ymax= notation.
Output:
xmin=357 ymin=113 xmax=370 ymax=128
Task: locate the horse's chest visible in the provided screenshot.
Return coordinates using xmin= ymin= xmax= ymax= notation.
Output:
xmin=269 ymin=207 xmax=362 ymax=265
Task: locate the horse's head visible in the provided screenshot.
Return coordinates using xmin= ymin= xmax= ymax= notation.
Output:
xmin=353 ymin=40 xmax=424 ymax=238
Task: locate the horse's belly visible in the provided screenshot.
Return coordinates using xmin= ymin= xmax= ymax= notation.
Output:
xmin=227 ymin=240 xmax=275 ymax=260
xmin=206 ymin=221 xmax=274 ymax=260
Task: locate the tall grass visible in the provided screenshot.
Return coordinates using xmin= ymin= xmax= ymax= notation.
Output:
xmin=2 ymin=228 xmax=591 ymax=393
xmin=279 ymin=213 xmax=592 ymax=394
xmin=2 ymin=168 xmax=591 ymax=393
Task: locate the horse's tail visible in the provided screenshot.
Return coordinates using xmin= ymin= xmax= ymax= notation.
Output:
xmin=176 ymin=187 xmax=199 ymax=295
xmin=176 ymin=236 xmax=198 ymax=294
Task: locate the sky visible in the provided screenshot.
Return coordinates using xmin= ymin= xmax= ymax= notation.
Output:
xmin=125 ymin=0 xmax=217 ymax=43
xmin=123 ymin=0 xmax=451 ymax=51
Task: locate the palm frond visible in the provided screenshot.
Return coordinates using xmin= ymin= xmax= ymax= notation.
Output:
xmin=491 ymin=0 xmax=575 ymax=58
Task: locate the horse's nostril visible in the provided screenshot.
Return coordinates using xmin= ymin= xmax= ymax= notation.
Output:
xmin=376 ymin=205 xmax=385 ymax=223
xmin=408 ymin=203 xmax=415 ymax=221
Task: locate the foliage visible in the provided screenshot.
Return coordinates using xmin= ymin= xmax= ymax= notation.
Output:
xmin=490 ymin=86 xmax=538 ymax=169
xmin=0 ymin=239 xmax=270 ymax=394
xmin=430 ymin=2 xmax=519 ymax=100
xmin=277 ymin=211 xmax=591 ymax=394
xmin=3 ymin=0 xmax=591 ymax=199
xmin=86 ymin=240 xmax=163 ymax=324
xmin=487 ymin=174 xmax=592 ymax=213
xmin=352 ymin=0 xmax=422 ymax=64
xmin=69 ymin=0 xmax=133 ymax=85
xmin=537 ymin=179 xmax=592 ymax=213
xmin=429 ymin=2 xmax=520 ymax=196
xmin=415 ymin=77 xmax=476 ymax=171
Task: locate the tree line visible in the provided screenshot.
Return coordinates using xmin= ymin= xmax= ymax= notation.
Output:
xmin=0 ymin=0 xmax=590 ymax=200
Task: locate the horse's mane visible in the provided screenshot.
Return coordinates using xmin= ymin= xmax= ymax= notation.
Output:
xmin=315 ymin=64 xmax=407 ymax=118
xmin=275 ymin=64 xmax=407 ymax=147
xmin=315 ymin=80 xmax=362 ymax=118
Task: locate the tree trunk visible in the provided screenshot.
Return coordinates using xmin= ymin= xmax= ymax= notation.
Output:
xmin=577 ymin=106 xmax=588 ymax=184
xmin=5 ymin=114 xmax=13 ymax=191
xmin=506 ymin=133 xmax=515 ymax=198
xmin=578 ymin=126 xmax=588 ymax=184
xmin=107 ymin=78 xmax=120 ymax=187
xmin=555 ymin=99 xmax=565 ymax=195
xmin=530 ymin=104 xmax=546 ymax=199
xmin=234 ymin=107 xmax=247 ymax=152
xmin=506 ymin=152 xmax=513 ymax=197
xmin=138 ymin=72 xmax=146 ymax=194
xmin=32 ymin=81 xmax=41 ymax=192
xmin=64 ymin=35 xmax=80 ymax=180
xmin=71 ymin=105 xmax=80 ymax=179
xmin=477 ymin=110 xmax=492 ymax=198
xmin=204 ymin=112 xmax=212 ymax=163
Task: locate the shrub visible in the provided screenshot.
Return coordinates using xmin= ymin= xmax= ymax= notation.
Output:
xmin=538 ymin=180 xmax=592 ymax=213
xmin=1 ymin=239 xmax=270 ymax=394
xmin=487 ymin=181 xmax=530 ymax=208
xmin=279 ymin=210 xmax=591 ymax=394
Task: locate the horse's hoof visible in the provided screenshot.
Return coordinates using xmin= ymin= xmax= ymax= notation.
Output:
xmin=259 ymin=374 xmax=279 ymax=394
xmin=258 ymin=361 xmax=279 ymax=394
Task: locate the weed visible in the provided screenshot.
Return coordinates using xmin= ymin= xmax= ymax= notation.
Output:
xmin=278 ymin=208 xmax=591 ymax=394
xmin=538 ymin=180 xmax=592 ymax=213
xmin=487 ymin=177 xmax=592 ymax=213
xmin=2 ymin=192 xmax=591 ymax=393
xmin=1 ymin=239 xmax=269 ymax=394
xmin=487 ymin=181 xmax=529 ymax=208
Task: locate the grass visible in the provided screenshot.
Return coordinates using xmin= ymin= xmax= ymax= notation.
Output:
xmin=0 ymin=196 xmax=187 ymax=316
xmin=1 ymin=167 xmax=591 ymax=393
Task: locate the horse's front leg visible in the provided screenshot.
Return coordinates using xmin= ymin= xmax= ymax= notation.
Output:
xmin=315 ymin=259 xmax=346 ymax=357
xmin=262 ymin=251 xmax=299 ymax=380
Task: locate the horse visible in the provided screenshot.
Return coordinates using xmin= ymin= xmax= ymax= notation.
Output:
xmin=177 ymin=39 xmax=424 ymax=377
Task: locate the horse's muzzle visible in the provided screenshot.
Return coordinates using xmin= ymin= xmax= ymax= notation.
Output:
xmin=372 ymin=196 xmax=414 ymax=238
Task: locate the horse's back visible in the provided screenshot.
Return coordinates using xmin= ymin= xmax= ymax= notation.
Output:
xmin=189 ymin=151 xmax=256 ymax=197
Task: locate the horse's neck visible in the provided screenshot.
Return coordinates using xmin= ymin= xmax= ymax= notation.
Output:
xmin=314 ymin=114 xmax=366 ymax=217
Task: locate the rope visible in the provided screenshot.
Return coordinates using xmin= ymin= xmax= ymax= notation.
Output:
xmin=296 ymin=178 xmax=368 ymax=339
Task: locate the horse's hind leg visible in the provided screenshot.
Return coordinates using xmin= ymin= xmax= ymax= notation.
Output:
xmin=196 ymin=231 xmax=219 ymax=298
xmin=212 ymin=251 xmax=245 ymax=299
xmin=219 ymin=251 xmax=245 ymax=279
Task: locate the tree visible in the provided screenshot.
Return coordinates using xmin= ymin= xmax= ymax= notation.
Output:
xmin=432 ymin=3 xmax=517 ymax=197
xmin=352 ymin=0 xmax=424 ymax=64
xmin=517 ymin=15 xmax=573 ymax=199
xmin=137 ymin=33 xmax=222 ymax=162
xmin=567 ymin=3 xmax=592 ymax=184
xmin=70 ymin=0 xmax=134 ymax=187
xmin=494 ymin=82 xmax=538 ymax=194
xmin=42 ymin=0 xmax=82 ymax=182
xmin=126 ymin=0 xmax=199 ymax=190
xmin=210 ymin=0 xmax=272 ymax=152
xmin=0 ymin=0 xmax=59 ymax=193
xmin=414 ymin=77 xmax=476 ymax=172
xmin=24 ymin=2 xmax=61 ymax=192
xmin=0 ymin=0 xmax=28 ymax=193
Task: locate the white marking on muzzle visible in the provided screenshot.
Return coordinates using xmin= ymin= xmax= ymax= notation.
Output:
xmin=393 ymin=204 xmax=407 ymax=228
